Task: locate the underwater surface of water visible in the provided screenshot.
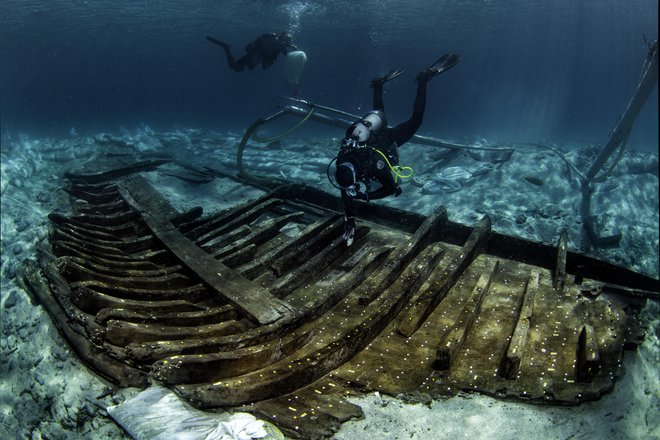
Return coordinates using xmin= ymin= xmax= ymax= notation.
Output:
xmin=1 ymin=0 xmax=658 ymax=150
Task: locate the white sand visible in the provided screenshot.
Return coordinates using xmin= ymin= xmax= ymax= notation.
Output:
xmin=1 ymin=129 xmax=658 ymax=439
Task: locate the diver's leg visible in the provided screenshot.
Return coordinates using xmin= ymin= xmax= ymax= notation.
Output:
xmin=245 ymin=54 xmax=262 ymax=70
xmin=207 ymin=36 xmax=244 ymax=71
xmin=416 ymin=54 xmax=461 ymax=82
xmin=371 ymin=80 xmax=385 ymax=112
xmin=391 ymin=77 xmax=428 ymax=146
xmin=392 ymin=54 xmax=461 ymax=146
xmin=370 ymin=68 xmax=405 ymax=111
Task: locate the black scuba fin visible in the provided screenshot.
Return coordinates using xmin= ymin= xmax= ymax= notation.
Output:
xmin=417 ymin=54 xmax=461 ymax=81
xmin=371 ymin=68 xmax=406 ymax=88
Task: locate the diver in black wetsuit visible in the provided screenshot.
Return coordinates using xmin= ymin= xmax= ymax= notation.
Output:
xmin=334 ymin=54 xmax=461 ymax=246
xmin=206 ymin=32 xmax=297 ymax=71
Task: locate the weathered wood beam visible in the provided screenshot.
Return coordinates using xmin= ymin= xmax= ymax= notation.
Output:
xmin=118 ymin=176 xmax=292 ymax=325
xmin=499 ymin=271 xmax=539 ymax=379
xmin=357 ymin=207 xmax=448 ymax=305
xmin=433 ymin=260 xmax=499 ymax=370
xmin=397 ymin=215 xmax=491 ymax=337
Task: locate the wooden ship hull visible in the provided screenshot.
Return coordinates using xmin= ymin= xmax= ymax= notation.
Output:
xmin=20 ymin=160 xmax=658 ymax=439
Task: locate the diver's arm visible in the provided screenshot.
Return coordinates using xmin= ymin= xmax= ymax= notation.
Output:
xmin=367 ymin=184 xmax=400 ymax=200
xmin=340 ymin=190 xmax=358 ymax=246
xmin=341 ymin=190 xmax=357 ymax=218
xmin=365 ymin=168 xmax=400 ymax=200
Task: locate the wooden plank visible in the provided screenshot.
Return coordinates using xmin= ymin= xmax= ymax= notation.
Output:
xmin=174 ymin=243 xmax=445 ymax=407
xmin=238 ymin=215 xmax=339 ymax=279
xmin=184 ymin=194 xmax=278 ymax=241
xmin=63 ymin=159 xmax=170 ymax=183
xmin=19 ymin=259 xmax=149 ymax=387
xmin=118 ymin=176 xmax=292 ymax=325
xmin=247 ymin=387 xmax=363 ymax=440
xmin=123 ymin=245 xmax=394 ymax=364
xmin=433 ymin=260 xmax=499 ymax=371
xmin=553 ymin=230 xmax=568 ymax=290
xmin=397 ymin=215 xmax=491 ymax=337
xmin=151 ymin=330 xmax=314 ymax=384
xmin=499 ymin=270 xmax=539 ymax=379
xmin=195 ymin=198 xmax=283 ymax=246
xmin=357 ymin=207 xmax=448 ymax=305
xmin=576 ymin=324 xmax=600 ymax=382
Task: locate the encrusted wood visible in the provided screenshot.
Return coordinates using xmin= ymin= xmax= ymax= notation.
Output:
xmin=19 ymin=162 xmax=655 ymax=439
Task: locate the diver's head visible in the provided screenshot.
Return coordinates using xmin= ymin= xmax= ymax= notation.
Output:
xmin=335 ymin=161 xmax=357 ymax=191
xmin=343 ymin=110 xmax=387 ymax=147
xmin=278 ymin=32 xmax=293 ymax=44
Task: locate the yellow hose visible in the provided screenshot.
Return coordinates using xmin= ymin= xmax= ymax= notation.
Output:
xmin=372 ymin=148 xmax=414 ymax=183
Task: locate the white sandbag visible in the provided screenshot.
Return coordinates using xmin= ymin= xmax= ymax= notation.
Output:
xmin=106 ymin=386 xmax=282 ymax=440
xmin=286 ymin=50 xmax=307 ymax=95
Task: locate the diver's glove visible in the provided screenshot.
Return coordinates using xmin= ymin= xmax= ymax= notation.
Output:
xmin=342 ymin=216 xmax=356 ymax=246
xmin=394 ymin=186 xmax=402 ymax=197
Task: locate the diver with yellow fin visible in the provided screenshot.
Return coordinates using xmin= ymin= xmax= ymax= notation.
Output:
xmin=332 ymin=54 xmax=461 ymax=246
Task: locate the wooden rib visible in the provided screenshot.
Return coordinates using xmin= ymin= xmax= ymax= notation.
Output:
xmin=49 ymin=213 xmax=145 ymax=238
xmin=238 ymin=215 xmax=340 ymax=280
xmin=553 ymin=230 xmax=568 ymax=290
xmin=53 ymin=226 xmax=157 ymax=253
xmin=268 ymin=217 xmax=344 ymax=276
xmin=75 ymin=198 xmax=129 ymax=216
xmin=119 ymin=176 xmax=292 ymax=325
xmin=208 ymin=212 xmax=304 ymax=258
xmin=53 ymin=240 xmax=172 ymax=266
xmin=576 ymin=324 xmax=600 ymax=382
xmin=52 ymin=220 xmax=127 ymax=242
xmin=89 ymin=297 xmax=205 ymax=318
xmin=181 ymin=192 xmax=277 ymax=237
xmin=151 ymin=330 xmax=314 ymax=384
xmin=499 ymin=271 xmax=539 ymax=379
xmin=67 ymin=210 xmax=140 ymax=226
xmin=56 ymin=255 xmax=182 ymax=278
xmin=202 ymin=224 xmax=252 ymax=252
xmin=19 ymin=259 xmax=149 ymax=387
xmin=95 ymin=305 xmax=235 ymax=326
xmin=57 ymin=258 xmax=193 ymax=290
xmin=70 ymin=284 xmax=209 ymax=313
xmin=124 ymin=244 xmax=393 ymax=364
xmin=194 ymin=198 xmax=284 ymax=246
xmin=104 ymin=318 xmax=248 ymax=346
xmin=67 ymin=181 xmax=118 ymax=193
xmin=219 ymin=243 xmax=258 ymax=268
xmin=173 ymin=240 xmax=444 ymax=406
xmin=63 ymin=187 xmax=121 ymax=205
xmin=171 ymin=206 xmax=204 ymax=227
xmin=268 ymin=229 xmax=368 ymax=299
xmin=433 ymin=260 xmax=500 ymax=371
xmin=186 ymin=195 xmax=280 ymax=241
xmin=52 ymin=246 xmax=168 ymax=270
xmin=358 ymin=207 xmax=448 ymax=305
xmin=51 ymin=230 xmax=140 ymax=257
xmin=396 ymin=215 xmax=491 ymax=337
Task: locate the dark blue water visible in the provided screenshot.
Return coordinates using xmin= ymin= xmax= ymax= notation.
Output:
xmin=1 ymin=0 xmax=657 ymax=150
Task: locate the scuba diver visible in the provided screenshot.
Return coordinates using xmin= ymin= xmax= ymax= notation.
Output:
xmin=206 ymin=32 xmax=298 ymax=71
xmin=333 ymin=54 xmax=461 ymax=246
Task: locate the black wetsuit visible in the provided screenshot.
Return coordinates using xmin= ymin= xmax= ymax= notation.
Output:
xmin=223 ymin=33 xmax=297 ymax=71
xmin=338 ymin=77 xmax=429 ymax=219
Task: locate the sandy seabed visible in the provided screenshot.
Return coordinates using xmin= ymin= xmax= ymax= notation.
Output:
xmin=1 ymin=127 xmax=658 ymax=439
